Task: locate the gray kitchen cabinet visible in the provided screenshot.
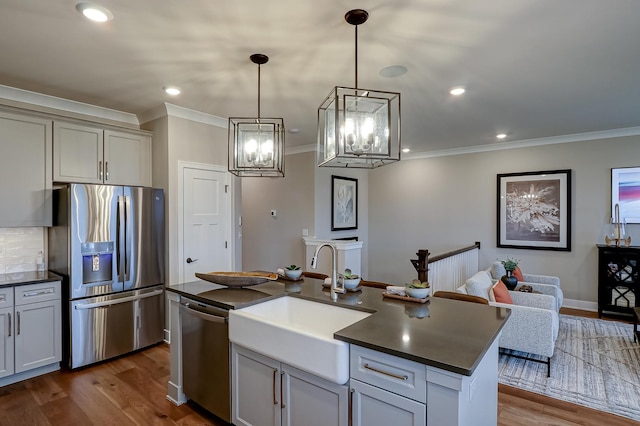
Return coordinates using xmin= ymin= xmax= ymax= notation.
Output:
xmin=351 ymin=379 xmax=426 ymax=426
xmin=350 ymin=345 xmax=426 ymax=426
xmin=231 ymin=344 xmax=348 ymax=426
xmin=0 ymin=281 xmax=62 ymax=386
xmin=53 ymin=121 xmax=151 ymax=186
xmin=0 ymin=285 xmax=14 ymax=378
xmin=0 ymin=110 xmax=52 ymax=227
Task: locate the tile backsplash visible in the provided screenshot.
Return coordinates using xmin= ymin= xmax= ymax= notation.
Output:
xmin=0 ymin=227 xmax=46 ymax=274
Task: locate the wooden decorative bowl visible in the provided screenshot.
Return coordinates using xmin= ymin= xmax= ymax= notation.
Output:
xmin=195 ymin=271 xmax=279 ymax=287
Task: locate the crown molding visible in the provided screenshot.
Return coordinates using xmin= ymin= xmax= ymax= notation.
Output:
xmin=138 ymin=102 xmax=227 ymax=128
xmin=0 ymin=84 xmax=139 ymax=126
xmin=286 ymin=143 xmax=315 ymax=156
xmin=403 ymin=126 xmax=640 ymax=160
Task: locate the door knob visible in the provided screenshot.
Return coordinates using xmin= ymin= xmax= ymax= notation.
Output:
xmin=186 ymin=257 xmax=198 ymax=264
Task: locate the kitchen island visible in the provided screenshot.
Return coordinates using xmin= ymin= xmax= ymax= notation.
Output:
xmin=166 ymin=276 xmax=509 ymax=425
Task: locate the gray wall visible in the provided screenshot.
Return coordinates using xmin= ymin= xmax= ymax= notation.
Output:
xmin=368 ymin=135 xmax=640 ymax=306
xmin=241 ymin=151 xmax=316 ymax=271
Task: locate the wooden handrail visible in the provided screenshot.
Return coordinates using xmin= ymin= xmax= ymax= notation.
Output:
xmin=429 ymin=241 xmax=481 ymax=263
xmin=411 ymin=241 xmax=481 ymax=283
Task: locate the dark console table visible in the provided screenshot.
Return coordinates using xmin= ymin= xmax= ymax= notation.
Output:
xmin=597 ymin=244 xmax=640 ymax=318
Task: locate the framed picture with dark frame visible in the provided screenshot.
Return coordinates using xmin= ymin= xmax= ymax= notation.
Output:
xmin=611 ymin=166 xmax=640 ymax=223
xmin=497 ymin=169 xmax=571 ymax=251
xmin=331 ymin=175 xmax=358 ymax=231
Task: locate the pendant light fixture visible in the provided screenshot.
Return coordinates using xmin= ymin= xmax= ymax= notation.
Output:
xmin=229 ymin=54 xmax=285 ymax=177
xmin=317 ymin=9 xmax=401 ymax=168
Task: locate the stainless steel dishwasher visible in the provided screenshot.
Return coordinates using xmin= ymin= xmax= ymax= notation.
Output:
xmin=180 ymin=297 xmax=231 ymax=423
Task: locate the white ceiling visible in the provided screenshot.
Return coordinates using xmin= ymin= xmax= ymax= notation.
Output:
xmin=2 ymin=0 xmax=639 ymax=155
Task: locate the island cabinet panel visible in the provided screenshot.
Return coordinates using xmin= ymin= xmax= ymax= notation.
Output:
xmin=231 ymin=344 xmax=348 ymax=426
xmin=0 ymin=110 xmax=52 ymax=227
xmin=53 ymin=121 xmax=151 ymax=186
xmin=281 ymin=364 xmax=349 ymax=426
xmin=351 ymin=379 xmax=426 ymax=426
xmin=349 ymin=345 xmax=426 ymax=426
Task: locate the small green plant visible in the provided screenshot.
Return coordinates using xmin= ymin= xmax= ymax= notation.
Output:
xmin=500 ymin=257 xmax=519 ymax=271
xmin=285 ymin=264 xmax=301 ymax=271
xmin=341 ymin=268 xmax=359 ymax=279
xmin=405 ymin=278 xmax=430 ymax=289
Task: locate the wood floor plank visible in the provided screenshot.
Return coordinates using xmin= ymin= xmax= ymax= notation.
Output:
xmin=24 ymin=374 xmax=68 ymax=406
xmin=0 ymin=381 xmax=51 ymax=426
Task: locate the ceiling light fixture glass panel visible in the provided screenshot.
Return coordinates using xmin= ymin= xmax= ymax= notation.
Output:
xmin=228 ymin=54 xmax=285 ymax=177
xmin=317 ymin=9 xmax=401 ymax=169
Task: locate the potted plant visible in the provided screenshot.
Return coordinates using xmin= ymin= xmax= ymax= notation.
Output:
xmin=340 ymin=268 xmax=361 ymax=289
xmin=284 ymin=264 xmax=302 ymax=280
xmin=500 ymin=257 xmax=520 ymax=290
xmin=404 ymin=279 xmax=430 ymax=299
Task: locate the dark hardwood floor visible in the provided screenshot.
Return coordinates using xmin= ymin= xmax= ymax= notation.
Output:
xmin=0 ymin=307 xmax=637 ymax=425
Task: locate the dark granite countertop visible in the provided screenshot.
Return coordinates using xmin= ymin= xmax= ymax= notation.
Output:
xmin=166 ymin=277 xmax=510 ymax=376
xmin=0 ymin=271 xmax=63 ymax=288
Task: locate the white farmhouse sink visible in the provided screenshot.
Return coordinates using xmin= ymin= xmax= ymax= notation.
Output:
xmin=228 ymin=296 xmax=371 ymax=384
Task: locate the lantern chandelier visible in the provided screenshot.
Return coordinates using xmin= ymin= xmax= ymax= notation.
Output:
xmin=317 ymin=9 xmax=401 ymax=168
xmin=228 ymin=54 xmax=285 ymax=177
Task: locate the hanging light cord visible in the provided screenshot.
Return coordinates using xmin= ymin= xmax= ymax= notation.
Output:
xmin=354 ymin=24 xmax=359 ymax=89
xmin=257 ymin=63 xmax=261 ymax=119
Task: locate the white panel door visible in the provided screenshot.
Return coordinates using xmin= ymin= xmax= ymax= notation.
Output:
xmin=182 ymin=166 xmax=230 ymax=282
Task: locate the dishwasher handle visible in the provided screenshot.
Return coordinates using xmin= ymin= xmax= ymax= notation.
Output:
xmin=180 ymin=302 xmax=228 ymax=323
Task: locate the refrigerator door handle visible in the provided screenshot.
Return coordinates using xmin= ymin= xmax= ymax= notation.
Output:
xmin=124 ymin=195 xmax=131 ymax=281
xmin=74 ymin=289 xmax=164 ymax=310
xmin=117 ymin=195 xmax=126 ymax=282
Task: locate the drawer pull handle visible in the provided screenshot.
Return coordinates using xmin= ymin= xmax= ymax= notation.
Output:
xmin=273 ymin=369 xmax=278 ymax=405
xmin=363 ymin=363 xmax=409 ymax=381
xmin=7 ymin=313 xmax=10 ymax=337
xmin=23 ymin=288 xmax=54 ymax=298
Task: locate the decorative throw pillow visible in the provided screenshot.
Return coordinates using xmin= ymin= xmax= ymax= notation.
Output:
xmin=513 ymin=266 xmax=524 ymax=282
xmin=489 ymin=262 xmax=506 ymax=279
xmin=490 ymin=281 xmax=513 ymax=304
xmin=465 ymin=271 xmax=494 ymax=301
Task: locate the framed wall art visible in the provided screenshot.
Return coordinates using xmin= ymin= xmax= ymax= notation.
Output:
xmin=611 ymin=167 xmax=640 ymax=223
xmin=497 ymin=169 xmax=571 ymax=251
xmin=331 ymin=175 xmax=358 ymax=231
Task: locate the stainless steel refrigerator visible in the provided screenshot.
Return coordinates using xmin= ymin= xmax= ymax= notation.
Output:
xmin=49 ymin=184 xmax=165 ymax=369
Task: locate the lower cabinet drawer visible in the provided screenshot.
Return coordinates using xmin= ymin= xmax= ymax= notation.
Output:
xmin=0 ymin=287 xmax=13 ymax=308
xmin=14 ymin=281 xmax=60 ymax=305
xmin=350 ymin=345 xmax=426 ymax=403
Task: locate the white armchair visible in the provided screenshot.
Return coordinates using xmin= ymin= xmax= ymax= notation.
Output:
xmin=487 ymin=261 xmax=563 ymax=311
xmin=458 ymin=270 xmax=559 ymax=376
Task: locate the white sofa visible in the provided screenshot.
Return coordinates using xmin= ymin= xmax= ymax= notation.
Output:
xmin=458 ymin=270 xmax=559 ymax=376
xmin=486 ymin=261 xmax=564 ymax=311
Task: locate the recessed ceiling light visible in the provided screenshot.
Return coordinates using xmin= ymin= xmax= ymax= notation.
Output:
xmin=496 ymin=133 xmax=507 ymax=139
xmin=379 ymin=65 xmax=408 ymax=78
xmin=402 ymin=148 xmax=410 ymax=153
xmin=163 ymin=86 xmax=181 ymax=96
xmin=450 ymin=87 xmax=466 ymax=96
xmin=76 ymin=2 xmax=113 ymax=22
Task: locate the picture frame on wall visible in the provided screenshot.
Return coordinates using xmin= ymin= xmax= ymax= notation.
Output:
xmin=497 ymin=169 xmax=571 ymax=251
xmin=331 ymin=175 xmax=358 ymax=231
xmin=611 ymin=166 xmax=640 ymax=223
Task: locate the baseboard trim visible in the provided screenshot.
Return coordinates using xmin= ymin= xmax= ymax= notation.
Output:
xmin=562 ymin=298 xmax=598 ymax=312
xmin=166 ymin=380 xmax=187 ymax=405
xmin=0 ymin=362 xmax=60 ymax=387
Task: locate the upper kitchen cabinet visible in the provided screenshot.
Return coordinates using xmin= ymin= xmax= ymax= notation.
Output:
xmin=0 ymin=110 xmax=52 ymax=227
xmin=53 ymin=121 xmax=151 ymax=187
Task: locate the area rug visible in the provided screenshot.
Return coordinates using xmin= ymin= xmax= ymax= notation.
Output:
xmin=498 ymin=314 xmax=640 ymax=422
